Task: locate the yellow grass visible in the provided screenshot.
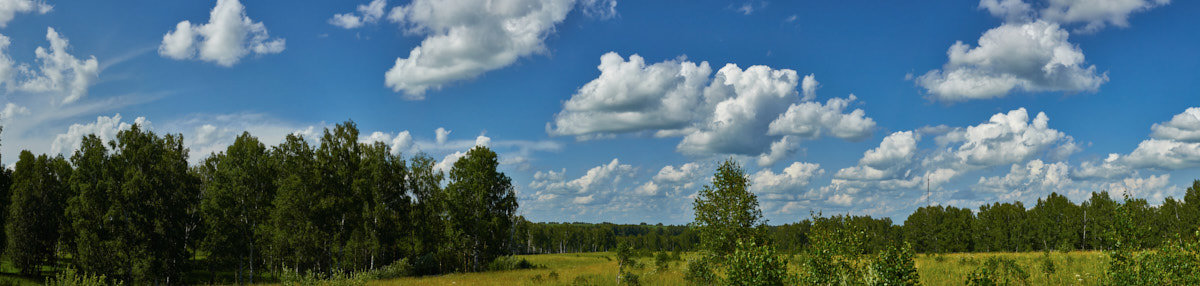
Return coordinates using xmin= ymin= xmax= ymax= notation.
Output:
xmin=371 ymin=251 xmax=1109 ymax=285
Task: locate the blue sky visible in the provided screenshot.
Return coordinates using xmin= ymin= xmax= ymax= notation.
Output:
xmin=0 ymin=0 xmax=1198 ymax=225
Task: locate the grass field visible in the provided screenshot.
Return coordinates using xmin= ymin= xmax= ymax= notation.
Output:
xmin=374 ymin=251 xmax=1109 ymax=285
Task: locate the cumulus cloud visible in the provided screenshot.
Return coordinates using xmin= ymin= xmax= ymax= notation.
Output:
xmin=977 ymin=159 xmax=1071 ymax=194
xmin=529 ymin=158 xmax=637 ymax=204
xmin=1039 ymin=0 xmax=1170 ymax=33
xmin=0 ymin=28 xmax=100 ymax=104
xmin=980 ymin=0 xmax=1033 ymax=22
xmin=549 ymin=53 xmax=712 ymax=136
xmin=433 ymin=134 xmax=492 ymax=172
xmin=917 ymin=21 xmax=1107 ymax=101
xmin=330 ymin=0 xmax=387 ymax=29
xmin=0 ymin=0 xmax=50 ymax=28
xmin=835 ymin=131 xmax=918 ymax=181
xmin=361 ymin=130 xmax=414 ymax=155
xmin=0 ymin=102 xmax=28 ymax=121
xmin=676 ymin=64 xmax=801 ymax=157
xmin=751 ymin=161 xmax=824 ymax=194
xmin=767 ymin=94 xmax=876 ymax=141
xmin=159 ymin=0 xmax=286 ymax=67
xmin=634 ymin=162 xmax=706 ymax=196
xmin=1150 ymin=107 xmax=1200 ymax=142
xmin=551 ymin=53 xmax=878 ymax=166
xmin=384 ymin=0 xmax=574 ymax=98
xmin=950 ymin=108 xmax=1073 ymax=167
xmin=50 ymin=113 xmax=150 ymax=155
xmin=435 ymin=127 xmax=450 ymax=144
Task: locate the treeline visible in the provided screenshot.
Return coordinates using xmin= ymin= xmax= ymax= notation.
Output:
xmin=525 ymin=187 xmax=1200 ymax=256
xmin=0 ymin=122 xmax=519 ymax=284
xmin=512 ymin=221 xmax=699 ymax=254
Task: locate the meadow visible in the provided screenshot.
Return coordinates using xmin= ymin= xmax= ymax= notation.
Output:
xmin=374 ymin=251 xmax=1107 ymax=285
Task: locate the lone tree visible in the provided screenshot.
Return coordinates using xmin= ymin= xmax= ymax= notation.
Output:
xmin=692 ymin=158 xmax=767 ymax=258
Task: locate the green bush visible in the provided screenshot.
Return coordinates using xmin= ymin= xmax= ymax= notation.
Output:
xmin=964 ymin=257 xmax=1029 ymax=286
xmin=870 ymin=242 xmax=921 ymax=285
xmin=683 ymin=253 xmax=716 ymax=285
xmin=45 ymin=269 xmax=123 ymax=286
xmin=655 ymin=251 xmax=671 ymax=270
xmin=487 ymin=256 xmax=537 ymax=271
xmin=359 ymin=258 xmax=412 ymax=279
xmin=725 ymin=239 xmax=790 ymax=286
xmin=278 ymin=269 xmax=367 ymax=286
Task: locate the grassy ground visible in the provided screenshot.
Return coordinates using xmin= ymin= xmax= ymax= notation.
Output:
xmin=375 ymin=251 xmax=1109 ymax=286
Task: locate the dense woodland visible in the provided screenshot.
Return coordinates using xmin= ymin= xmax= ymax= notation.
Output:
xmin=0 ymin=121 xmax=1198 ymax=284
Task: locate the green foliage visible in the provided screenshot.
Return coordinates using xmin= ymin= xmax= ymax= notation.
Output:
xmin=357 ymin=258 xmax=412 ymax=280
xmin=486 ymin=256 xmax=536 ymax=271
xmin=871 ymin=242 xmax=921 ymax=285
xmin=692 ymin=159 xmax=766 ymax=260
xmin=444 ymin=146 xmax=517 ymax=272
xmin=725 ymin=239 xmax=789 ymax=286
xmin=278 ymin=269 xmax=367 ymax=286
xmin=683 ymin=253 xmax=716 ymax=285
xmin=654 ymin=251 xmax=671 ymax=270
xmin=964 ymin=257 xmax=1029 ymax=286
xmin=6 ymin=151 xmax=70 ymax=275
xmin=800 ymin=213 xmax=869 ymax=285
xmin=1104 ymin=194 xmax=1200 ymax=285
xmin=197 ymin=132 xmax=276 ymax=283
xmin=45 ymin=268 xmax=122 ymax=286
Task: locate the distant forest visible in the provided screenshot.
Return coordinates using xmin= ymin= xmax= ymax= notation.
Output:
xmin=0 ymin=121 xmax=1197 ymax=284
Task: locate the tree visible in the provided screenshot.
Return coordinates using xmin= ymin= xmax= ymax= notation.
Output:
xmin=197 ymin=132 xmax=276 ymax=283
xmin=65 ymin=135 xmax=119 ymax=276
xmin=6 ymin=151 xmax=71 ymax=274
xmin=266 ymin=133 xmax=327 ymax=273
xmin=443 ymin=146 xmax=517 ymax=272
xmin=107 ymin=125 xmax=199 ymax=283
xmin=406 ymin=153 xmax=445 ymax=274
xmin=0 ymin=127 xmax=12 ymax=257
xmin=692 ymin=159 xmax=765 ymax=259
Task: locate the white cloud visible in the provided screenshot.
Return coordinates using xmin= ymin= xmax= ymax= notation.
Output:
xmin=800 ymin=73 xmax=819 ymax=101
xmin=1073 ymin=153 xmax=1132 ymax=179
xmin=50 ymin=113 xmax=150 ymax=155
xmin=767 ymin=94 xmax=876 ymax=141
xmin=551 ymin=54 xmax=877 ymax=165
xmin=835 ymin=131 xmax=918 ymax=181
xmin=1124 ymin=139 xmax=1200 ymax=170
xmin=384 ymin=0 xmax=575 ymax=98
xmin=677 ymin=63 xmax=800 ymax=157
xmin=579 ymin=0 xmax=617 ymax=19
xmin=917 ymin=21 xmax=1107 ymax=101
xmin=952 ymin=108 xmax=1072 ymax=167
xmin=361 ymin=130 xmax=415 ymax=155
xmin=329 ymin=0 xmax=387 ymax=29
xmin=435 ymin=127 xmax=450 ymax=144
xmin=0 ymin=102 xmax=28 ymax=121
xmin=751 ymin=161 xmax=824 ymax=194
xmin=635 ymin=162 xmax=706 ymax=196
xmin=0 ymin=0 xmax=50 ymax=28
xmin=977 ymin=159 xmax=1072 ymax=194
xmin=10 ymin=28 xmax=100 ymax=104
xmin=1150 ymin=107 xmax=1200 ymax=142
xmin=980 ymin=0 xmax=1033 ymax=22
xmin=1039 ymin=0 xmax=1170 ymax=33
xmin=159 ymin=0 xmax=286 ymax=67
xmin=549 ymin=52 xmax=712 ymax=136
xmin=529 ymin=158 xmax=637 ymax=204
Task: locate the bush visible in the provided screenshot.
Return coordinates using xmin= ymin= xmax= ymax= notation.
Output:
xmin=726 ymin=239 xmax=790 ymax=286
xmin=683 ymin=253 xmax=716 ymax=285
xmin=411 ymin=253 xmax=441 ymax=276
xmin=487 ymin=256 xmax=537 ymax=271
xmin=1039 ymin=252 xmax=1056 ymax=281
xmin=654 ymin=251 xmax=672 ymax=270
xmin=964 ymin=257 xmax=1029 ymax=286
xmin=870 ymin=242 xmax=920 ymax=285
xmin=278 ymin=269 xmax=367 ymax=286
xmin=530 ymin=274 xmax=544 ymax=284
xmin=548 ymin=270 xmax=560 ymax=280
xmin=45 ymin=269 xmax=122 ymax=286
xmin=355 ymin=258 xmax=411 ymax=280
xmin=620 ymin=272 xmax=641 ymax=285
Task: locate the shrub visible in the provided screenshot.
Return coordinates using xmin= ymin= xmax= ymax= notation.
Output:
xmin=1039 ymin=252 xmax=1056 ymax=282
xmin=726 ymin=239 xmax=790 ymax=286
xmin=278 ymin=269 xmax=367 ymax=286
xmin=359 ymin=258 xmax=411 ymax=279
xmin=548 ymin=270 xmax=560 ymax=280
xmin=964 ymin=257 xmax=1029 ymax=286
xmin=870 ymin=242 xmax=920 ymax=285
xmin=45 ymin=269 xmax=122 ymax=286
xmin=530 ymin=274 xmax=544 ymax=284
xmin=487 ymin=256 xmax=536 ymax=271
xmin=683 ymin=253 xmax=716 ymax=285
xmin=655 ymin=251 xmax=671 ymax=270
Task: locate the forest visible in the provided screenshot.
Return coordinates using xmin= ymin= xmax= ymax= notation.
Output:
xmin=0 ymin=121 xmax=1198 ymax=285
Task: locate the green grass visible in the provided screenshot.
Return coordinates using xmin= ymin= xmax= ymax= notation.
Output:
xmin=369 ymin=251 xmax=1109 ymax=286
